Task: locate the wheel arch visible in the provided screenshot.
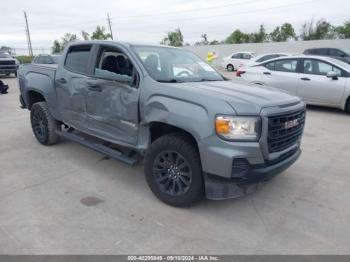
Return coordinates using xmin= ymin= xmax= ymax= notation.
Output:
xmin=226 ymin=63 xmax=234 ymax=71
xmin=149 ymin=122 xmax=199 ymax=152
xmin=26 ymin=89 xmax=46 ymax=110
xmin=345 ymin=95 xmax=350 ymax=112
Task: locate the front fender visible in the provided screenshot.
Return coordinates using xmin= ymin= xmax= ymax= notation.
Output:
xmin=142 ymin=94 xmax=211 ymax=142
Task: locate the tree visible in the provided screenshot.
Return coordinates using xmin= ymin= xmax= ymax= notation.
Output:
xmin=81 ymin=26 xmax=111 ymax=40
xmin=91 ymin=26 xmax=112 ymax=40
xmin=51 ymin=33 xmax=78 ymax=54
xmin=161 ymin=28 xmax=184 ymax=47
xmin=51 ymin=40 xmax=62 ymax=54
xmin=61 ymin=33 xmax=78 ymax=46
xmin=300 ymin=19 xmax=336 ymax=40
xmin=81 ymin=30 xmax=90 ymax=40
xmin=209 ymin=40 xmax=220 ymax=45
xmin=336 ymin=20 xmax=350 ymax=39
xmin=225 ymin=30 xmax=250 ymax=44
xmin=195 ymin=33 xmax=210 ymax=46
xmin=249 ymin=24 xmax=268 ymax=43
xmin=270 ymin=23 xmax=296 ymax=42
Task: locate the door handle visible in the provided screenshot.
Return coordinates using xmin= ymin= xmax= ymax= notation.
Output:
xmin=57 ymin=78 xmax=67 ymax=84
xmin=263 ymin=72 xmax=271 ymax=75
xmin=301 ymin=77 xmax=311 ymax=81
xmin=88 ymin=85 xmax=102 ymax=92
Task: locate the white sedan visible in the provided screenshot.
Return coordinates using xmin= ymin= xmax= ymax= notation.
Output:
xmin=221 ymin=52 xmax=255 ymax=71
xmin=237 ymin=55 xmax=350 ymax=113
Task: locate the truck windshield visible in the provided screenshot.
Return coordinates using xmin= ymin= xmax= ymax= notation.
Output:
xmin=132 ymin=45 xmax=224 ymax=83
xmin=0 ymin=52 xmax=12 ymax=58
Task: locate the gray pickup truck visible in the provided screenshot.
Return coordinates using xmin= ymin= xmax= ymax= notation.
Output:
xmin=18 ymin=41 xmax=306 ymax=206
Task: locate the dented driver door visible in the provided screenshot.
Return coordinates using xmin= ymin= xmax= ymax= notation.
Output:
xmin=85 ymin=77 xmax=140 ymax=146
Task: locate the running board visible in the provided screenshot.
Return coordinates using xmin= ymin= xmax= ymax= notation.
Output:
xmin=56 ymin=130 xmax=139 ymax=166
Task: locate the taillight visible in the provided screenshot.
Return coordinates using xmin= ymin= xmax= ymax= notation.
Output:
xmin=236 ymin=69 xmax=246 ymax=77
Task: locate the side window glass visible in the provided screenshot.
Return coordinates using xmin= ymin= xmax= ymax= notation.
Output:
xmin=303 ymin=59 xmax=342 ymax=76
xmin=232 ymin=53 xmax=241 ymax=59
xmin=94 ymin=47 xmax=134 ymax=85
xmin=258 ymin=55 xmax=277 ymax=62
xmin=329 ymin=49 xmax=344 ymax=56
xmin=318 ymin=49 xmax=328 ymax=55
xmin=274 ymin=59 xmax=298 ymax=73
xmin=242 ymin=53 xmax=251 ymax=59
xmin=265 ymin=62 xmax=275 ymax=71
xmin=65 ymin=45 xmax=92 ymax=74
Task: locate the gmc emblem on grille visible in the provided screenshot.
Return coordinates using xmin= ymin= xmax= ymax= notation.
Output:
xmin=284 ymin=119 xmax=299 ymax=129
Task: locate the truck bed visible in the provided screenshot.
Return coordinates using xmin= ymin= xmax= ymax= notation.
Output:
xmin=18 ymin=63 xmax=58 ymax=111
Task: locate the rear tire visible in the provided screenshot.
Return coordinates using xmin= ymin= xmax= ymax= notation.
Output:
xmin=30 ymin=102 xmax=60 ymax=145
xmin=144 ymin=133 xmax=204 ymax=206
xmin=346 ymin=98 xmax=350 ymax=114
xmin=227 ymin=64 xmax=234 ymax=72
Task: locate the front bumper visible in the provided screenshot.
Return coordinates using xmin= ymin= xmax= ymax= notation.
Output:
xmin=199 ymin=102 xmax=305 ymax=200
xmin=0 ymin=65 xmax=18 ymax=74
xmin=205 ymin=148 xmax=301 ymax=200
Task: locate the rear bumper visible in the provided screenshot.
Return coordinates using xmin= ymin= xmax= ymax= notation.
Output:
xmin=205 ymin=148 xmax=301 ymax=200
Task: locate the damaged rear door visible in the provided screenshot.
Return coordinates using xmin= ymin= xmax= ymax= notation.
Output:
xmin=85 ymin=44 xmax=141 ymax=146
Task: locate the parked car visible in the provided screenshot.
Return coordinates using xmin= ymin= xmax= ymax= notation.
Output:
xmin=237 ymin=55 xmax=350 ymax=112
xmin=222 ymin=52 xmax=255 ymax=71
xmin=32 ymin=54 xmax=62 ymax=65
xmin=251 ymin=53 xmax=289 ymax=64
xmin=0 ymin=51 xmax=19 ymax=77
xmin=18 ymin=41 xmax=305 ymax=206
xmin=303 ymin=48 xmax=350 ymax=64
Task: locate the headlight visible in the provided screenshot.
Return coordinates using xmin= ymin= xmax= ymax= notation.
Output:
xmin=215 ymin=115 xmax=261 ymax=141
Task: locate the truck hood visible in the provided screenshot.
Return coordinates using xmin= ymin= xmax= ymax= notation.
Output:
xmin=177 ymin=80 xmax=301 ymax=115
xmin=0 ymin=58 xmax=16 ymax=62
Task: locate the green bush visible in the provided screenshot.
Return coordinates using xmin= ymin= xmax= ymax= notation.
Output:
xmin=15 ymin=55 xmax=34 ymax=64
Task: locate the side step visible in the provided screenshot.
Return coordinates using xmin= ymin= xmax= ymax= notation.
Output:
xmin=56 ymin=130 xmax=139 ymax=166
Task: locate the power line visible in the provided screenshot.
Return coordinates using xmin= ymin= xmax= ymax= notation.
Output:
xmin=0 ymin=0 xmax=281 ymax=33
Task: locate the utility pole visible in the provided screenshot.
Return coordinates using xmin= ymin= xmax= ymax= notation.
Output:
xmin=107 ymin=13 xmax=114 ymax=40
xmin=24 ymin=11 xmax=33 ymax=56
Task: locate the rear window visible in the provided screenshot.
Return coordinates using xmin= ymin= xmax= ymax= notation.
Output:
xmin=313 ymin=49 xmax=328 ymax=55
xmin=64 ymin=45 xmax=92 ymax=74
xmin=256 ymin=54 xmax=284 ymax=63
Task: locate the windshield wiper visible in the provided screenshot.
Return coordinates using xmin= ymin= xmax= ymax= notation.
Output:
xmin=195 ymin=78 xmax=221 ymax=82
xmin=157 ymin=79 xmax=183 ymax=83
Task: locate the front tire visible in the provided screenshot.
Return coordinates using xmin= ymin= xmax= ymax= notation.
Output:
xmin=346 ymin=97 xmax=350 ymax=114
xmin=30 ymin=102 xmax=60 ymax=145
xmin=144 ymin=133 xmax=204 ymax=206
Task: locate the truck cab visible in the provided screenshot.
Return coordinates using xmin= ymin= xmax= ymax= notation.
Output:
xmin=19 ymin=41 xmax=306 ymax=206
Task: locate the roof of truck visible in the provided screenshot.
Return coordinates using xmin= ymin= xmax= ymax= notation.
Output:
xmin=67 ymin=40 xmax=181 ymax=49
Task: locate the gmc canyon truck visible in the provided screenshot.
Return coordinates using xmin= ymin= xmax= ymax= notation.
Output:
xmin=19 ymin=41 xmax=306 ymax=206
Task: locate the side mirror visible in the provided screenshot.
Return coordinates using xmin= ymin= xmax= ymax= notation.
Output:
xmin=326 ymin=71 xmax=338 ymax=80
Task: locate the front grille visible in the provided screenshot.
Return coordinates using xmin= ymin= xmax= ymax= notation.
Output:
xmin=0 ymin=66 xmax=16 ymax=69
xmin=0 ymin=60 xmax=15 ymax=65
xmin=268 ymin=109 xmax=305 ymax=153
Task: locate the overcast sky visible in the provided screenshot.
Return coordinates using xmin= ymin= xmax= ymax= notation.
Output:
xmin=0 ymin=0 xmax=349 ymax=55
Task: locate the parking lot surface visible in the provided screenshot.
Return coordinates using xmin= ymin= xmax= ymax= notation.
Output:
xmin=0 ymin=75 xmax=350 ymax=254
